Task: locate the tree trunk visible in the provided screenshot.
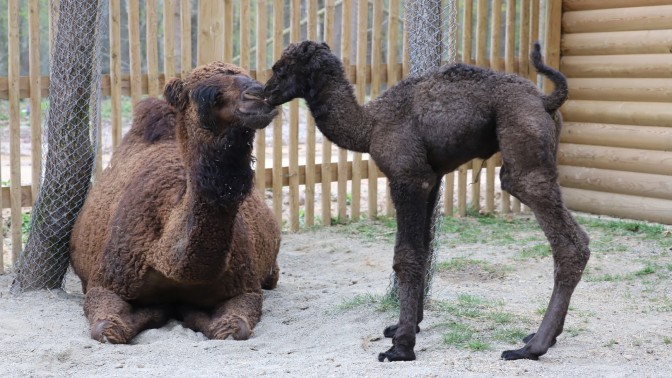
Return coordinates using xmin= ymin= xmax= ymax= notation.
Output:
xmin=12 ymin=0 xmax=102 ymax=292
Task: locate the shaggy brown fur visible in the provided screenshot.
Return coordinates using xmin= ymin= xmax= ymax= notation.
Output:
xmin=264 ymin=41 xmax=590 ymax=362
xmin=70 ymin=62 xmax=281 ymax=344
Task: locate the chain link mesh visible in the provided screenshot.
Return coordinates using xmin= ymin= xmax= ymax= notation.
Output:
xmin=386 ymin=0 xmax=458 ymax=304
xmin=11 ymin=0 xmax=105 ymax=292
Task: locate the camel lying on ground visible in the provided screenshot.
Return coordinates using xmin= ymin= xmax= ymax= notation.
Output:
xmin=70 ymin=62 xmax=281 ymax=343
xmin=264 ymin=41 xmax=589 ymax=362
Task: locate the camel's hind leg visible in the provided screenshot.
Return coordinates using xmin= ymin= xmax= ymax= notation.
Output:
xmin=180 ymin=292 xmax=263 ymax=340
xmin=84 ymin=286 xmax=170 ymax=344
xmin=497 ymin=116 xmax=590 ymax=360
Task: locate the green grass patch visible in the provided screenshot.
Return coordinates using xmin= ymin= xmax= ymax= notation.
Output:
xmin=436 ymin=257 xmax=507 ymax=277
xmin=491 ymin=328 xmax=528 ymax=344
xmin=516 ymin=244 xmax=551 ymax=260
xmin=337 ymin=292 xmax=399 ymax=313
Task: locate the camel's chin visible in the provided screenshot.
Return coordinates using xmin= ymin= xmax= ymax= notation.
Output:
xmin=239 ymin=109 xmax=278 ymax=129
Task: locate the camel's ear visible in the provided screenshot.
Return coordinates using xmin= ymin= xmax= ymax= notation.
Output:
xmin=320 ymin=42 xmax=330 ymax=51
xmin=164 ymin=78 xmax=185 ymax=109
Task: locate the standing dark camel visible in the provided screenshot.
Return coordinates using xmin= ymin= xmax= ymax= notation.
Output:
xmin=263 ymin=40 xmax=589 ymax=362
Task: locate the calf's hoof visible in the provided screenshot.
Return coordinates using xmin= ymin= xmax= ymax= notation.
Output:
xmin=501 ymin=347 xmax=541 ymax=361
xmin=378 ymin=345 xmax=416 ymax=362
xmin=383 ymin=324 xmax=421 ymax=338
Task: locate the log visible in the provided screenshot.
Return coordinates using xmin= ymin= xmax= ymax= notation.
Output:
xmin=558 ymin=165 xmax=672 ymax=201
xmin=561 ymin=187 xmax=672 ymax=225
xmin=564 ymin=0 xmax=672 ymax=11
xmin=560 ymin=122 xmax=672 ymax=151
xmin=563 ymin=5 xmax=672 ymax=33
xmin=561 ymin=100 xmax=672 ymax=127
xmin=558 ymin=143 xmax=672 ymax=176
xmin=561 ymin=54 xmax=672 ymax=78
xmin=562 ymin=30 xmax=672 ymax=56
xmin=567 ymin=78 xmax=672 ymax=103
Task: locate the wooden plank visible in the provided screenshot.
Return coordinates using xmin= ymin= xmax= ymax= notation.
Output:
xmin=338 ymin=0 xmax=352 ymax=223
xmin=146 ymin=0 xmax=160 ymax=97
xmin=561 ymin=187 xmax=672 ymax=225
xmin=263 ymin=160 xmax=385 ymax=188
xmin=240 ymin=1 xmax=250 ymax=69
xmin=519 ymin=0 xmax=530 ymax=77
xmin=351 ymin=0 xmax=367 ymax=221
xmin=368 ymin=0 xmax=382 ymax=219
xmin=255 ymin=0 xmax=268 ymax=195
xmin=224 ymin=0 xmax=233 ymax=63
xmin=29 ymin=0 xmax=41 ymax=204
xmin=444 ymin=172 xmax=455 ymax=216
xmin=561 ymin=100 xmax=672 ymax=127
xmin=562 ymin=30 xmax=672 ymax=56
xmin=163 ymin=0 xmax=176 ymax=79
xmin=109 ymin=0 xmax=122 ymax=149
xmin=305 ymin=0 xmax=318 ymax=227
xmin=180 ymin=0 xmax=192 ymax=76
xmin=471 ymin=0 xmax=488 ymax=213
xmin=462 ymin=0 xmax=473 ymax=64
xmin=561 ymin=54 xmax=672 ymax=78
xmin=485 ymin=0 xmax=503 ymax=214
xmin=563 ymin=5 xmax=672 ymax=33
xmin=502 ymin=0 xmax=518 ymax=213
xmin=544 ymin=0 xmax=562 ymax=93
xmin=197 ymin=1 xmax=224 ymax=64
xmin=386 ymin=0 xmax=399 ymax=217
xmin=560 ymin=122 xmax=672 ymax=151
xmin=559 ymin=165 xmax=672 ymax=201
xmin=288 ymin=0 xmax=301 ymax=231
xmin=1 ymin=186 xmax=33 ymax=209
xmin=322 ymin=0 xmax=336 ymax=225
xmin=558 ymin=143 xmax=672 ymax=176
xmin=564 ymin=0 xmax=672 ymax=11
xmin=128 ymin=0 xmax=142 ymax=107
xmin=272 ymin=0 xmax=284 ymax=225
xmin=567 ymin=78 xmax=672 ymax=103
xmin=8 ymin=0 xmax=22 ymax=264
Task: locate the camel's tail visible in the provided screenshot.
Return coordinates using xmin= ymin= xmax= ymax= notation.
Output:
xmin=530 ymin=41 xmax=568 ymax=113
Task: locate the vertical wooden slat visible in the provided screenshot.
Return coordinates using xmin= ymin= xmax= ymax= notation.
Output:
xmin=305 ymin=0 xmax=318 ymax=227
xmin=444 ymin=171 xmax=455 ymax=216
xmin=368 ymin=0 xmax=382 ymax=219
xmin=338 ymin=0 xmax=352 ymax=224
xmin=386 ymin=0 xmax=399 ymax=217
xmin=255 ymin=0 xmax=268 ymax=196
xmin=163 ymin=0 xmax=176 ymax=80
xmin=458 ymin=0 xmax=473 ymax=216
xmin=197 ymin=1 xmax=224 ymax=65
xmin=502 ymin=0 xmax=516 ymax=213
xmin=147 ymin=0 xmax=160 ymax=97
xmin=486 ymin=0 xmax=503 ymax=213
xmin=402 ymin=12 xmax=409 ymax=78
xmin=180 ymin=0 xmax=192 ymax=76
xmin=272 ymin=0 xmax=284 ymax=225
xmin=288 ymin=0 xmax=300 ymax=231
xmin=29 ymin=0 xmax=41 ymax=204
xmin=544 ymin=0 xmax=562 ymax=92
xmin=224 ymin=0 xmax=234 ymax=63
xmin=240 ymin=1 xmax=250 ymax=70
xmin=519 ymin=0 xmax=530 ymax=79
xmin=109 ymin=0 xmax=122 ymax=150
xmin=322 ymin=0 xmax=336 ymax=225
xmin=530 ymin=0 xmax=540 ymax=82
xmin=128 ymin=0 xmax=142 ymax=107
xmin=8 ymin=0 xmax=22 ymax=264
xmin=351 ymin=0 xmax=367 ymax=221
xmin=472 ymin=0 xmax=488 ymax=213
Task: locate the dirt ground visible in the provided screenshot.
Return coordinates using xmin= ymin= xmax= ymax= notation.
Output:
xmin=1 ymin=213 xmax=671 ymax=377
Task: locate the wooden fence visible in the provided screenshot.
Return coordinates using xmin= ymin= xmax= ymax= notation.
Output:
xmin=0 ymin=0 xmax=576 ymax=268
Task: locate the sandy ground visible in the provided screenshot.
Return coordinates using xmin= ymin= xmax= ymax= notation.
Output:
xmin=1 ymin=217 xmax=671 ymax=377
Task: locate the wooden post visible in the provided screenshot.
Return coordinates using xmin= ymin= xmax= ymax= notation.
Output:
xmin=272 ymin=0 xmax=284 ymax=225
xmin=29 ymin=0 xmax=42 ymax=204
xmin=288 ymin=0 xmax=300 ymax=231
xmin=338 ymin=0 xmax=352 ymax=224
xmin=197 ymin=1 xmax=224 ymax=65
xmin=128 ymin=0 xmax=142 ymax=107
xmin=322 ymin=0 xmax=336 ymax=225
xmin=240 ymin=1 xmax=250 ymax=69
xmin=351 ymin=0 xmax=367 ymax=222
xmin=8 ymin=0 xmax=22 ymax=264
xmin=386 ymin=0 xmax=400 ymax=217
xmin=255 ymin=0 xmax=268 ymax=196
xmin=485 ymin=0 xmax=503 ymax=214
xmin=368 ymin=0 xmax=383 ymax=219
xmin=163 ymin=0 xmax=176 ymax=80
xmin=109 ymin=0 xmax=122 ymax=149
xmin=180 ymin=0 xmax=192 ymax=76
xmin=305 ymin=0 xmax=318 ymax=227
xmin=224 ymin=0 xmax=233 ymax=63
xmin=147 ymin=0 xmax=160 ymax=97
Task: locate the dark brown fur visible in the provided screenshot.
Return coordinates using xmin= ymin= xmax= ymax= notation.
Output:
xmin=264 ymin=41 xmax=589 ymax=362
xmin=70 ymin=62 xmax=281 ymax=344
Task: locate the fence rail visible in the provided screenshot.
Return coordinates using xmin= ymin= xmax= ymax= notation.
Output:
xmin=1 ymin=0 xmax=558 ymax=269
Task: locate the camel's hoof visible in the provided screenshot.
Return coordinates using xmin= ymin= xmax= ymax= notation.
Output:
xmin=383 ymin=324 xmax=421 ymax=338
xmin=501 ymin=347 xmax=540 ymax=361
xmin=211 ymin=316 xmax=251 ymax=341
xmin=91 ymin=319 xmax=128 ymax=344
xmin=522 ymin=333 xmax=557 ymax=347
xmin=377 ymin=345 xmax=416 ymax=362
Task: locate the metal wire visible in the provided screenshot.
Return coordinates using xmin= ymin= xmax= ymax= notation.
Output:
xmin=12 ymin=0 xmax=105 ymax=292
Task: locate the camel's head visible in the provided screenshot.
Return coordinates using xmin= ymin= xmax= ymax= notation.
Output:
xmin=164 ymin=62 xmax=278 ymax=133
xmin=264 ymin=40 xmax=339 ymax=106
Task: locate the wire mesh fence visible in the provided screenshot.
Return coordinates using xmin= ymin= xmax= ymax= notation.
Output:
xmin=11 ymin=0 xmax=106 ymax=292
xmin=386 ymin=0 xmax=459 ymax=304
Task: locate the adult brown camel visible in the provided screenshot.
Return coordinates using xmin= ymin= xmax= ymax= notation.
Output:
xmin=263 ymin=41 xmax=589 ymax=362
xmin=70 ymin=62 xmax=281 ymax=344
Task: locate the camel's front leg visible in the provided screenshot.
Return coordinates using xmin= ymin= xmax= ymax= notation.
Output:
xmin=181 ymin=292 xmax=262 ymax=340
xmin=84 ymin=286 xmax=170 ymax=344
xmin=378 ymin=176 xmax=436 ymax=362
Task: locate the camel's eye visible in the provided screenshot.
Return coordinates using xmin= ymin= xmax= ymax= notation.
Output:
xmin=274 ymin=66 xmax=287 ymax=80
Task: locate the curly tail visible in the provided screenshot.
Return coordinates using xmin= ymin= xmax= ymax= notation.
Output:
xmin=530 ymin=41 xmax=568 ymax=113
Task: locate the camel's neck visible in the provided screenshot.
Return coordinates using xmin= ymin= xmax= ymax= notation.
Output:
xmin=304 ymin=71 xmax=373 ymax=153
xmin=169 ymin=127 xmax=255 ymax=279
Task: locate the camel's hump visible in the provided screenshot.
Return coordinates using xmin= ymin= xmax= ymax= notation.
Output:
xmin=131 ymin=97 xmax=177 ymax=143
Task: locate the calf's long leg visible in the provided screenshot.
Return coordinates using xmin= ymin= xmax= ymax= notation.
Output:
xmin=497 ymin=118 xmax=590 ymax=360
xmin=84 ymin=286 xmax=170 ymax=344
xmin=378 ymin=174 xmax=437 ymax=362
